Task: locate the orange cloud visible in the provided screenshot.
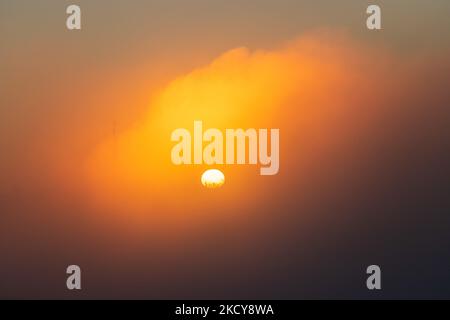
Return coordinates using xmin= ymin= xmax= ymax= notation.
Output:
xmin=85 ymin=30 xmax=450 ymax=241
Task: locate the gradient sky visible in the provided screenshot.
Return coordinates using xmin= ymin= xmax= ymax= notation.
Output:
xmin=1 ymin=1 xmax=450 ymax=299
xmin=1 ymin=0 xmax=450 ymax=177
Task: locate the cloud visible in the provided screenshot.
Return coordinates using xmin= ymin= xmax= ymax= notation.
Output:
xmin=85 ymin=30 xmax=450 ymax=239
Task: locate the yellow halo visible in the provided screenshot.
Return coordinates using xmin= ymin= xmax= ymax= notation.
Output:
xmin=201 ymin=169 xmax=225 ymax=188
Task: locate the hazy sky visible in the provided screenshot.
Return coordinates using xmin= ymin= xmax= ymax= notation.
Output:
xmin=1 ymin=0 xmax=450 ymax=175
xmin=1 ymin=0 xmax=450 ymax=156
xmin=1 ymin=1 xmax=450 ymax=299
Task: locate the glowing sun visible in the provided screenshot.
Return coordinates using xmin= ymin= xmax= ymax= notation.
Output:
xmin=201 ymin=169 xmax=225 ymax=188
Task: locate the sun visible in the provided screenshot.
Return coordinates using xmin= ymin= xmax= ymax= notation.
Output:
xmin=201 ymin=169 xmax=225 ymax=188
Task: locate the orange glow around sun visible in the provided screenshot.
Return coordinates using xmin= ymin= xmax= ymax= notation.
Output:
xmin=85 ymin=31 xmax=393 ymax=228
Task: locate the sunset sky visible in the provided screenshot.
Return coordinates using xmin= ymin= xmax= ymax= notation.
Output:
xmin=1 ymin=0 xmax=450 ymax=299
